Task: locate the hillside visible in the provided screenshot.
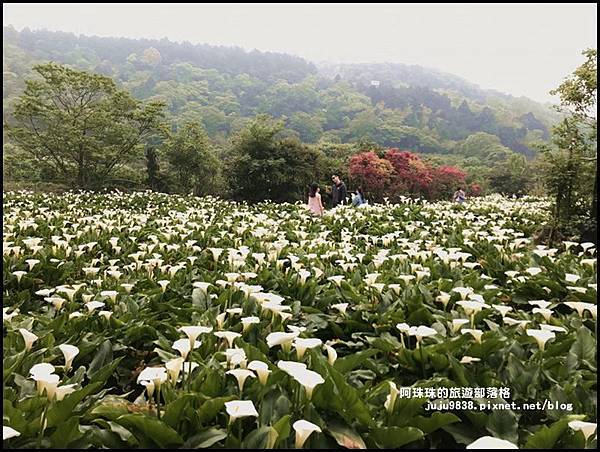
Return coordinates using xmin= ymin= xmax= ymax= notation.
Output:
xmin=3 ymin=26 xmax=559 ymax=161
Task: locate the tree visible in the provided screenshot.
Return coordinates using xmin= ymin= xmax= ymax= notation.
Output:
xmin=428 ymin=165 xmax=467 ymax=200
xmin=163 ymin=121 xmax=223 ymax=196
xmin=5 ymin=62 xmax=165 ymax=189
xmin=145 ymin=147 xmax=161 ymax=191
xmin=227 ymin=115 xmax=320 ymax=203
xmin=348 ymin=151 xmax=394 ymax=202
xmin=140 ymin=47 xmax=162 ymax=67
xmin=488 ymin=153 xmax=535 ymax=197
xmin=288 ymin=112 xmax=324 ymax=143
xmin=458 ymin=132 xmax=513 ymax=162
xmin=538 ymin=118 xmax=595 ymax=240
xmin=384 ymin=149 xmax=432 ymax=198
xmin=540 ymin=48 xmax=597 ymax=242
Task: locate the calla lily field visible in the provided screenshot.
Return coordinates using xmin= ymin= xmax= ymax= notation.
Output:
xmin=2 ymin=190 xmax=597 ymax=449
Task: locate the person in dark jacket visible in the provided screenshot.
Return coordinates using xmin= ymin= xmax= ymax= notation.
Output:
xmin=331 ymin=175 xmax=347 ymax=208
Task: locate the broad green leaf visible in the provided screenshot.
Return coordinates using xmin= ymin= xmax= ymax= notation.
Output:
xmin=115 ymin=413 xmax=184 ymax=448
xmin=163 ymin=393 xmax=204 ymax=428
xmin=272 ymin=414 xmax=291 ymax=445
xmin=567 ymin=327 xmax=595 ymax=370
xmin=47 ymin=357 xmax=123 ymax=427
xmin=242 ymin=426 xmax=279 ymax=449
xmin=197 ymin=395 xmax=235 ymax=424
xmin=485 ymin=405 xmax=519 ymax=444
xmin=50 ymin=416 xmax=84 ymax=448
xmin=409 ymin=412 xmax=461 ymax=434
xmin=524 ymin=415 xmax=585 ymax=449
xmin=89 ymin=397 xmax=132 ymax=421
xmin=326 ymin=421 xmax=367 ymax=449
xmin=328 ymin=365 xmax=373 ymax=427
xmin=334 ymin=349 xmax=379 ymax=373
xmin=369 ymin=426 xmax=424 ymax=448
xmin=86 ymin=340 xmax=113 ymax=379
xmin=182 ymin=428 xmax=228 ymax=448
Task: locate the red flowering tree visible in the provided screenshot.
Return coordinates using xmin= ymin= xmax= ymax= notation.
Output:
xmin=384 ymin=149 xmax=432 ymax=198
xmin=469 ymin=183 xmax=482 ymax=197
xmin=428 ymin=165 xmax=467 ymax=200
xmin=348 ymin=151 xmax=394 ymax=202
xmin=347 ymin=148 xmax=472 ymax=202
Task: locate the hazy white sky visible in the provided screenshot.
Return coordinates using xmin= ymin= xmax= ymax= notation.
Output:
xmin=3 ymin=3 xmax=597 ymax=103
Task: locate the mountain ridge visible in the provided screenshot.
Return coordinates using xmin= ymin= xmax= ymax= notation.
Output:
xmin=3 ymin=25 xmax=559 ymax=159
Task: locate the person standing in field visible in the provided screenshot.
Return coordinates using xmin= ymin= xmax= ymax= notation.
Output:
xmin=453 ymin=187 xmax=466 ymax=203
xmin=307 ymin=183 xmax=325 ymax=216
xmin=331 ymin=175 xmax=347 ymax=208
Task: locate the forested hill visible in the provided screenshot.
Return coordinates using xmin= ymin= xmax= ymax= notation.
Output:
xmin=3 ymin=26 xmax=559 ymax=158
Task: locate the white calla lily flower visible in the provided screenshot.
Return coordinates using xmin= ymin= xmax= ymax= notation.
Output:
xmin=324 ymin=344 xmax=338 ymax=365
xmin=58 ymin=344 xmax=79 ymax=372
xmin=462 ymin=329 xmax=484 ymax=344
xmin=564 ymin=302 xmax=595 ymax=318
xmin=241 ymin=316 xmax=260 ymax=332
xmin=172 ymin=338 xmax=201 ymax=360
xmin=526 ymin=329 xmax=555 ymax=351
xmin=266 ymin=332 xmax=299 ymax=352
xmin=467 ymin=436 xmax=518 ymax=449
xmin=224 ymin=400 xmax=258 ymax=425
xmin=293 ymin=338 xmax=322 ymax=359
xmin=100 ymin=290 xmax=118 ymax=303
xmin=460 ymin=356 xmax=481 ymax=364
xmin=85 ymin=301 xmax=105 ymax=313
xmin=247 ymin=360 xmax=271 ymax=385
xmin=137 ymin=366 xmax=168 ymax=390
xmin=293 ymin=420 xmax=322 ymax=448
xmin=3 ymin=426 xmax=21 ymax=440
xmin=384 ymin=381 xmax=399 ymax=414
xmin=214 ymin=331 xmax=241 ymax=348
xmin=568 ymin=420 xmax=597 ymax=441
xmin=226 ymin=369 xmax=255 ymax=391
xmin=179 ymin=325 xmax=213 ymax=347
xmin=54 ymin=384 xmax=77 ymax=401
xmin=165 ymin=357 xmax=185 ymax=384
xmin=331 ymin=303 xmax=349 ymax=315
xmin=19 ymin=328 xmax=38 ymax=351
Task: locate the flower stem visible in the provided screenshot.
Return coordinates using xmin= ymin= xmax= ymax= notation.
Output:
xmin=156 ymin=386 xmax=161 ymax=420
xmin=181 ymin=361 xmax=186 ymax=391
xmin=37 ymin=401 xmax=50 ymax=448
xmin=419 ymin=342 xmax=425 ymax=379
xmin=186 ymin=355 xmax=192 ymax=392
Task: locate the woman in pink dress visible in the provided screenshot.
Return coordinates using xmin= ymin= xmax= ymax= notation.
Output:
xmin=307 ymin=183 xmax=325 ymax=216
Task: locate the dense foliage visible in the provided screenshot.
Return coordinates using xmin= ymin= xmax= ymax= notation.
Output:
xmin=162 ymin=121 xmax=225 ymax=197
xmin=4 ymin=26 xmax=559 ymax=193
xmin=348 ymin=150 xmax=470 ymax=202
xmin=0 ymin=62 xmax=476 ymax=205
xmin=3 ymin=191 xmax=596 ymax=449
xmin=226 ymin=116 xmax=324 ymax=203
xmin=4 ymin=29 xmax=595 ymax=246
xmin=537 ymin=48 xmax=597 ymax=243
xmin=4 ymin=62 xmax=165 ymax=189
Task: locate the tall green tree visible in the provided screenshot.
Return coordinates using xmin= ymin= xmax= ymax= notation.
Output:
xmin=145 ymin=147 xmax=161 ymax=191
xmin=488 ymin=153 xmax=535 ymax=196
xmin=539 ymin=48 xmax=597 ymax=242
xmin=458 ymin=132 xmax=513 ymax=162
xmin=227 ymin=115 xmax=321 ymax=202
xmin=5 ymin=62 xmax=166 ymax=189
xmin=163 ymin=121 xmax=224 ymax=196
